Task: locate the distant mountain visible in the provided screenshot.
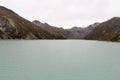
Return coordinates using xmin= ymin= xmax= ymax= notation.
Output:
xmin=85 ymin=17 xmax=120 ymax=41
xmin=64 ymin=23 xmax=99 ymax=39
xmin=0 ymin=6 xmax=65 ymax=39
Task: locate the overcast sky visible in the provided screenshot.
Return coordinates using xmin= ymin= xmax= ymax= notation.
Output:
xmin=1 ymin=0 xmax=120 ymax=28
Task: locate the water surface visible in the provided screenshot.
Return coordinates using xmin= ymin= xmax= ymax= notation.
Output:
xmin=0 ymin=40 xmax=120 ymax=80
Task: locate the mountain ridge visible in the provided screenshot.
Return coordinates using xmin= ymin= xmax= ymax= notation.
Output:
xmin=0 ymin=6 xmax=65 ymax=39
xmin=0 ymin=6 xmax=120 ymax=41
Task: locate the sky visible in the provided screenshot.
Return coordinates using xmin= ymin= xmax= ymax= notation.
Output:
xmin=1 ymin=0 xmax=120 ymax=28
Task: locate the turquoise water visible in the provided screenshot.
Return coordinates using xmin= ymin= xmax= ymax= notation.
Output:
xmin=0 ymin=40 xmax=120 ymax=80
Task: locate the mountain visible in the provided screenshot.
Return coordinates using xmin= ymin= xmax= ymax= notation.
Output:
xmin=0 ymin=6 xmax=120 ymax=41
xmin=85 ymin=17 xmax=120 ymax=41
xmin=0 ymin=6 xmax=65 ymax=39
xmin=32 ymin=20 xmax=66 ymax=39
xmin=64 ymin=23 xmax=99 ymax=39
xmin=32 ymin=20 xmax=97 ymax=39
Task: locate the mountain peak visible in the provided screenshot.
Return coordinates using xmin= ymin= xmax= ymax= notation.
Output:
xmin=32 ymin=20 xmax=43 ymax=26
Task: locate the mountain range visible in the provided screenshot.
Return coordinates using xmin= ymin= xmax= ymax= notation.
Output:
xmin=0 ymin=6 xmax=120 ymax=41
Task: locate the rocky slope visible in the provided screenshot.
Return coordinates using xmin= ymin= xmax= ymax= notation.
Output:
xmin=85 ymin=17 xmax=120 ymax=41
xmin=0 ymin=6 xmax=65 ymax=39
xmin=32 ymin=20 xmax=66 ymax=39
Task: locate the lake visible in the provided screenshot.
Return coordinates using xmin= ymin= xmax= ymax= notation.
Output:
xmin=0 ymin=40 xmax=120 ymax=80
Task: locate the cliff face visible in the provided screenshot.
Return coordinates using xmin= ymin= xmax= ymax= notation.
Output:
xmin=0 ymin=6 xmax=65 ymax=39
xmin=85 ymin=17 xmax=120 ymax=41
